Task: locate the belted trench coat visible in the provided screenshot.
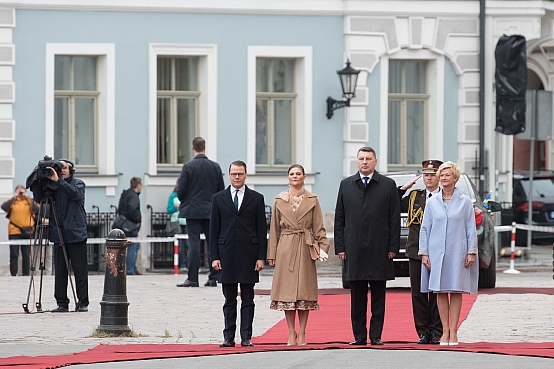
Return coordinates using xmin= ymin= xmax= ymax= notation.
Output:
xmin=268 ymin=190 xmax=330 ymax=303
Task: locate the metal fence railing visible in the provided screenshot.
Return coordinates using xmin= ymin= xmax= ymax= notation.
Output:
xmin=86 ymin=209 xmax=117 ymax=272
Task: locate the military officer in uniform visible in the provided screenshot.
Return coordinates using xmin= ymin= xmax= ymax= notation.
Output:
xmin=398 ymin=159 xmax=443 ymax=344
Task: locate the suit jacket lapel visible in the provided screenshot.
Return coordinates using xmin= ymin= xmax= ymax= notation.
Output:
xmin=222 ymin=186 xmax=237 ymax=213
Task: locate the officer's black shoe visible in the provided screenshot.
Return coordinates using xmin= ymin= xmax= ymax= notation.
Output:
xmin=51 ymin=306 xmax=69 ymax=313
xmin=204 ymin=279 xmax=217 ymax=287
xmin=417 ymin=332 xmax=431 ymax=344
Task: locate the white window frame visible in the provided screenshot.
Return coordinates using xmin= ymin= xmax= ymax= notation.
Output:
xmin=247 ymin=46 xmax=313 ymax=185
xmin=45 ymin=43 xmax=117 ymax=195
xmin=148 ymin=44 xmax=217 ymax=181
xmin=379 ymin=49 xmax=444 ymax=173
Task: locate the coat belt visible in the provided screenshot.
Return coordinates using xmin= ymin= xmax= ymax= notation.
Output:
xmin=280 ymin=228 xmax=312 ymax=272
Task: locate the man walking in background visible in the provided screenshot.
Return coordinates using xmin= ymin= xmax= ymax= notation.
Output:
xmin=176 ymin=137 xmax=224 ymax=288
xmin=118 ymin=177 xmax=142 ymax=275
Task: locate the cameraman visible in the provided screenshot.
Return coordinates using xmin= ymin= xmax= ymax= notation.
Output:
xmin=32 ymin=159 xmax=89 ymax=313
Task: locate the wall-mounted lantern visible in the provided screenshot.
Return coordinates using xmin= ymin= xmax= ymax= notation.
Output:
xmin=326 ymin=60 xmax=360 ymax=119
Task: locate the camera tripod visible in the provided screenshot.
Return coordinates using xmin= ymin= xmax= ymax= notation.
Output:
xmin=23 ymin=195 xmax=78 ymax=313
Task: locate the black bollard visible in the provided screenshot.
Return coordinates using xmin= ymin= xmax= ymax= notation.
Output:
xmin=97 ymin=229 xmax=132 ymax=334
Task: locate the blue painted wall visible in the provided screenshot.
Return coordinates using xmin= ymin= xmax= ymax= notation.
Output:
xmin=13 ymin=10 xmax=344 ymax=213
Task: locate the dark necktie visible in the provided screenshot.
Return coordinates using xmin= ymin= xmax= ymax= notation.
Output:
xmin=428 ymin=193 xmax=432 ymax=198
xmin=363 ymin=177 xmax=369 ymax=188
xmin=234 ymin=190 xmax=239 ymax=210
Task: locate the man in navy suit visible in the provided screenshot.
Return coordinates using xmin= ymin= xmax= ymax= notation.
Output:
xmin=209 ymin=160 xmax=267 ymax=347
xmin=176 ymin=137 xmax=224 ymax=288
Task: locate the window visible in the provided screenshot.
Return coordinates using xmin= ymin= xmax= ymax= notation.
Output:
xmin=255 ymin=58 xmax=296 ymax=169
xmin=156 ymin=56 xmax=199 ymax=166
xmin=388 ymin=60 xmax=428 ymax=168
xmin=54 ymin=56 xmax=98 ymax=169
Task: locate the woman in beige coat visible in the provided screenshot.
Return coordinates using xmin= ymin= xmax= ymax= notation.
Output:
xmin=268 ymin=164 xmax=330 ymax=346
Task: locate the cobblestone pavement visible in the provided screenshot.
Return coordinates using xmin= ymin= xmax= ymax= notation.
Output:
xmin=0 ymin=245 xmax=552 ymax=359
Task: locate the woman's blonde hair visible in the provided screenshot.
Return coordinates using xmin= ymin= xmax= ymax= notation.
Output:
xmin=437 ymin=161 xmax=461 ymax=182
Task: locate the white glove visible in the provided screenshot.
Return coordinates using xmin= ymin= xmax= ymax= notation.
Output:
xmin=318 ymin=249 xmax=328 ymax=262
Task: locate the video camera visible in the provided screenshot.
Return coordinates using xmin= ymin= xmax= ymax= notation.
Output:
xmin=26 ymin=155 xmax=64 ymax=191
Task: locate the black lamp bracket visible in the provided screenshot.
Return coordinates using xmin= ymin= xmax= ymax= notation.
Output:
xmin=326 ymin=97 xmax=351 ymax=119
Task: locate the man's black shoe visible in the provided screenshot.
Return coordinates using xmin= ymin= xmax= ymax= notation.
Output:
xmin=204 ymin=279 xmax=217 ymax=287
xmin=176 ymin=280 xmax=199 ymax=287
xmin=348 ymin=339 xmax=367 ymax=346
xmin=370 ymin=338 xmax=384 ymax=346
xmin=51 ymin=306 xmax=69 ymax=313
xmin=241 ymin=339 xmax=254 ymax=347
xmin=430 ymin=332 xmax=441 ymax=344
xmin=220 ymin=340 xmax=235 ymax=347
xmin=78 ymin=305 xmax=89 ymax=312
xmin=417 ymin=332 xmax=430 ymax=344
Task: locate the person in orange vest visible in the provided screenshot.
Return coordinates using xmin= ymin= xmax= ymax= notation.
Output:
xmin=2 ymin=184 xmax=39 ymax=276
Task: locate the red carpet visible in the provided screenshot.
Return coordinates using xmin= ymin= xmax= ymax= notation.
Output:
xmin=2 ymin=289 xmax=554 ymax=368
xmin=256 ymin=289 xmax=475 ymax=344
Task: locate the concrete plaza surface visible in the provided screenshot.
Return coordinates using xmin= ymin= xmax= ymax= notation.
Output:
xmin=0 ymin=245 xmax=552 ymax=367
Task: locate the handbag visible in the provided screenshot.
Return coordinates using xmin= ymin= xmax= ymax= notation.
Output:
xmin=308 ymin=242 xmax=320 ymax=261
xmin=9 ymin=221 xmax=33 ymax=238
xmin=164 ymin=220 xmax=181 ymax=236
xmin=112 ymin=214 xmax=140 ymax=236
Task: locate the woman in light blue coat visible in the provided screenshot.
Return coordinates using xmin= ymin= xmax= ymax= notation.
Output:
xmin=419 ymin=161 xmax=478 ymax=346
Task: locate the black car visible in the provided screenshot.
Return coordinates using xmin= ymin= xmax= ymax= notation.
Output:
xmin=511 ymin=171 xmax=554 ymax=246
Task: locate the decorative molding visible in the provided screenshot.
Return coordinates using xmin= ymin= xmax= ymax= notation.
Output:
xmin=0 ymin=82 xmax=13 ymax=102
xmin=0 ymin=9 xmax=14 ymax=27
xmin=349 ymin=17 xmax=399 ymax=52
xmin=0 ymin=45 xmax=14 ymax=65
xmin=350 ymin=52 xmax=378 ymax=73
xmin=493 ymin=17 xmax=541 ymax=40
xmin=0 ymin=158 xmax=13 ymax=177
xmin=434 ymin=18 xmax=478 ymax=51
xmin=0 ymin=119 xmax=14 ymax=140
xmin=348 ymin=122 xmax=368 ymax=142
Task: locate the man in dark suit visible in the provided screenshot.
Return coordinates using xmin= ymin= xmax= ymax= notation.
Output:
xmin=176 ymin=137 xmax=224 ymax=288
xmin=209 ymin=160 xmax=267 ymax=348
xmin=334 ymin=146 xmax=400 ymax=346
xmin=398 ymin=160 xmax=443 ymax=344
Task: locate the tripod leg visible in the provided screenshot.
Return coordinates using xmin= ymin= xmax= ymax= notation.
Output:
xmin=49 ymin=197 xmax=80 ymax=312
xmin=24 ymin=200 xmax=49 ymax=314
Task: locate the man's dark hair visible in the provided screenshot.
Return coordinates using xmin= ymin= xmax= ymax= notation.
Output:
xmin=192 ymin=137 xmax=206 ymax=153
xmin=357 ymin=146 xmax=376 ymax=157
xmin=229 ymin=160 xmax=247 ymax=173
xmin=288 ymin=164 xmax=305 ymax=175
xmin=130 ymin=177 xmax=142 ymax=189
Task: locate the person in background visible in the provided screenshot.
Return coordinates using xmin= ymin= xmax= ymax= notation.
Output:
xmin=2 ymin=184 xmax=39 ymax=276
xmin=419 ymin=161 xmax=478 ymax=346
xmin=167 ymin=180 xmax=187 ymax=270
xmin=398 ymin=160 xmax=443 ymax=345
xmin=267 ymin=164 xmax=330 ymax=346
xmin=176 ymin=137 xmax=224 ymax=288
xmin=118 ymin=177 xmax=142 ymax=275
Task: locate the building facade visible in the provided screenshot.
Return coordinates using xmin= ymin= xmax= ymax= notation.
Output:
xmin=0 ymin=1 xmax=552 ymax=273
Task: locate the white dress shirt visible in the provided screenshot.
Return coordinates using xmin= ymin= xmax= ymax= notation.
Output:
xmin=231 ymin=186 xmax=245 ymax=210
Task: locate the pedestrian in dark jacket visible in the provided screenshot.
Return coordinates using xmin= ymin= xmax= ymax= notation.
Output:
xmin=334 ymin=146 xmax=400 ymax=346
xmin=32 ymin=159 xmax=89 ymax=313
xmin=118 ymin=177 xmax=142 ymax=275
xmin=176 ymin=137 xmax=224 ymax=288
